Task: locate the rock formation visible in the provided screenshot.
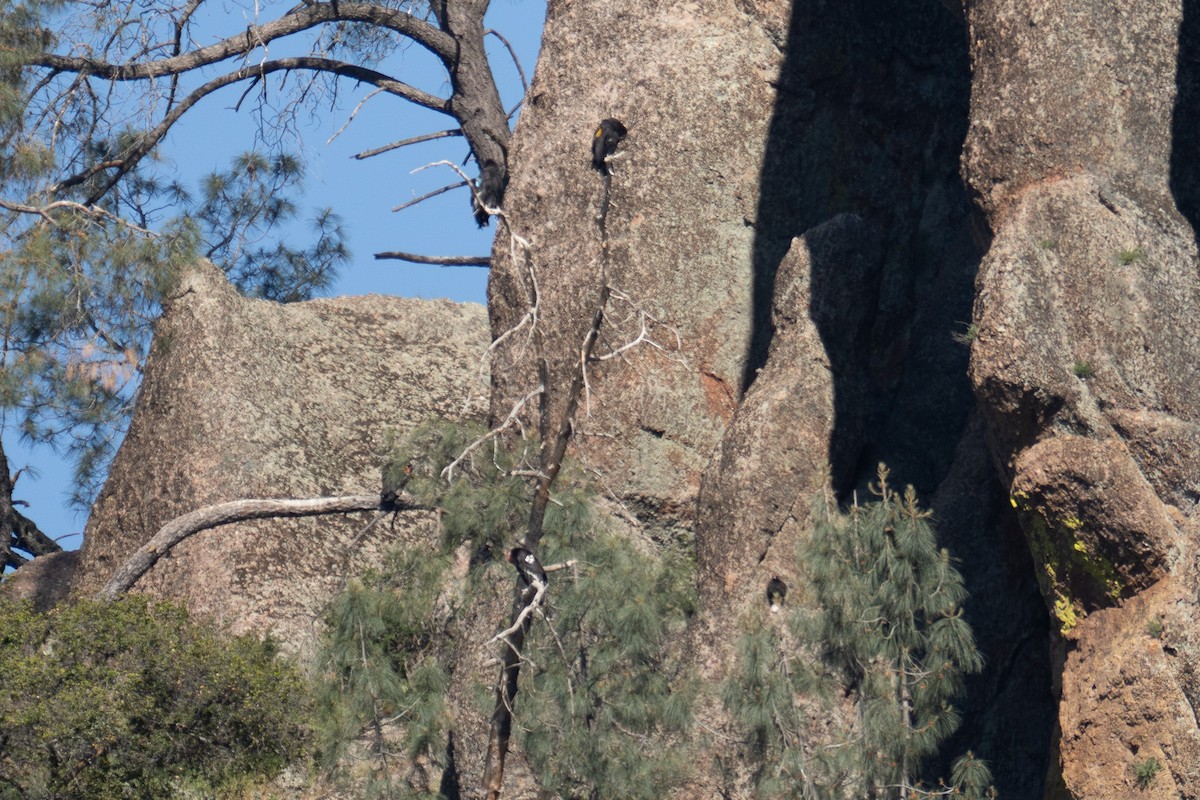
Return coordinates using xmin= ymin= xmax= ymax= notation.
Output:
xmin=490 ymin=0 xmax=1051 ymax=795
xmin=44 ymin=0 xmax=1200 ymax=796
xmin=72 ymin=261 xmax=489 ymax=658
xmin=964 ymin=2 xmax=1200 ymax=796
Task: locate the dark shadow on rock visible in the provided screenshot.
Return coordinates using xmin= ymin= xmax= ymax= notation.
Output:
xmin=749 ymin=0 xmax=977 ymax=499
xmin=438 ymin=729 xmax=461 ymax=800
xmin=1171 ymin=0 xmax=1200 ymax=235
xmin=749 ymin=1 xmax=1053 ymax=796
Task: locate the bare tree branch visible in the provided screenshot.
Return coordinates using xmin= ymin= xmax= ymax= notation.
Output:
xmin=482 ymin=168 xmax=620 ymax=800
xmin=353 ymin=129 xmax=464 ymax=160
xmin=390 ymin=180 xmax=470 ymax=213
xmin=485 ymin=28 xmax=528 ymax=95
xmin=27 ymin=2 xmax=457 ymax=79
xmin=97 ymin=492 xmax=427 ymax=600
xmin=373 ymin=250 xmax=490 ymax=267
xmin=53 ymin=56 xmax=453 ymax=201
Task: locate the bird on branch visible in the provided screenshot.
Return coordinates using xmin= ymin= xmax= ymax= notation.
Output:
xmin=381 ymin=461 xmax=413 ymax=510
xmin=473 ymin=159 xmax=505 ymax=227
xmin=507 ymin=546 xmax=547 ymax=589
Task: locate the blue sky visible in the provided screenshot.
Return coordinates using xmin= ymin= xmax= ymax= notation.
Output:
xmin=7 ymin=1 xmax=547 ymax=556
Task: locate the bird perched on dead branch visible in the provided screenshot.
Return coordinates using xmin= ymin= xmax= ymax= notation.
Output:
xmin=592 ymin=118 xmax=627 ymax=175
xmin=507 ymin=546 xmax=548 ymax=588
xmin=473 ymin=158 xmax=506 ymax=227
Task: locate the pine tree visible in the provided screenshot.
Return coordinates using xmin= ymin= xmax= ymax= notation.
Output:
xmin=806 ymin=464 xmax=995 ymax=799
xmin=314 ymin=549 xmax=453 ymax=799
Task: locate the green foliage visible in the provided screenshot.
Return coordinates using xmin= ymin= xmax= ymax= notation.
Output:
xmin=1037 ymin=238 xmax=1057 ymax=250
xmin=1134 ymin=756 xmax=1161 ymax=790
xmin=1146 ymin=617 xmax=1164 ymax=639
xmin=802 ymin=465 xmax=993 ymax=798
xmin=313 ymin=547 xmax=452 ymax=798
xmin=518 ymin=530 xmax=697 ymax=800
xmin=0 ymin=0 xmax=348 ymax=505
xmin=1117 ymin=247 xmax=1145 ymax=265
xmin=376 ymin=420 xmax=698 ymax=798
xmin=195 ymin=152 xmax=347 ymax=302
xmin=1072 ymin=360 xmax=1095 ymax=379
xmin=951 ymin=322 xmax=978 ymax=346
xmin=721 ymin=621 xmax=825 ymax=799
xmin=383 ymin=419 xmax=552 ymax=557
xmin=0 ymin=594 xmax=311 ymax=799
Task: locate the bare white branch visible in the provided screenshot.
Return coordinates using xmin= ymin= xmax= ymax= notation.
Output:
xmin=440 ymin=385 xmax=543 ymax=482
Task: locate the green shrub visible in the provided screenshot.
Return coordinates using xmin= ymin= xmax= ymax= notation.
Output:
xmin=368 ymin=420 xmax=696 ymax=798
xmin=1117 ymin=247 xmax=1145 ymax=265
xmin=0 ymin=595 xmax=310 ymax=799
xmin=1134 ymin=756 xmax=1161 ymax=790
xmin=1072 ymin=360 xmax=1095 ymax=379
xmin=951 ymin=323 xmax=978 ymax=346
xmin=313 ymin=548 xmax=454 ymax=798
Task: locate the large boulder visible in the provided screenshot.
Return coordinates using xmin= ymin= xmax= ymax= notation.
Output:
xmin=73 ymin=261 xmax=489 ymax=657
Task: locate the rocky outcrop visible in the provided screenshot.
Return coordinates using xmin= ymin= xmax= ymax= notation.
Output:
xmin=493 ymin=0 xmax=1052 ymax=796
xmin=964 ymin=1 xmax=1200 ymax=795
xmin=73 ymin=262 xmax=489 ymax=657
xmin=1 ymin=550 xmax=79 ymax=612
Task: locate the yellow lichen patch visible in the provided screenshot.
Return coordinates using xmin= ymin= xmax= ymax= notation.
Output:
xmin=1064 ymin=516 xmax=1083 ymax=531
xmin=1053 ymin=593 xmax=1081 ymax=634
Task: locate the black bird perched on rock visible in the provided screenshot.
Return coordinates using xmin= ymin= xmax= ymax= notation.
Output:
xmin=766 ymin=576 xmax=787 ymax=613
xmin=472 ymin=158 xmax=505 ymax=228
xmin=507 ymin=547 xmax=548 ymax=589
xmin=592 ymin=118 xmax=627 ymax=175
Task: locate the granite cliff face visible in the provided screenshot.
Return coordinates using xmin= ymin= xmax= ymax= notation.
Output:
xmin=964 ymin=1 xmax=1200 ymax=796
xmin=492 ymin=0 xmax=1048 ymax=795
xmin=72 ymin=262 xmax=489 ymax=658
xmin=49 ymin=0 xmax=1200 ymax=796
xmin=491 ymin=0 xmax=1200 ymax=795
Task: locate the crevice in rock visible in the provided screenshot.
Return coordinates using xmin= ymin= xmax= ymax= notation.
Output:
xmin=748 ymin=0 xmax=1057 ymax=795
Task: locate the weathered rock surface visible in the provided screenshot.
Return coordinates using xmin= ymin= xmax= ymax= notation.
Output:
xmin=0 ymin=550 xmax=79 ymax=612
xmin=73 ymin=261 xmax=489 ymax=657
xmin=47 ymin=0 xmax=1200 ymax=796
xmin=493 ymin=0 xmax=1052 ymax=797
xmin=964 ymin=0 xmax=1200 ymax=795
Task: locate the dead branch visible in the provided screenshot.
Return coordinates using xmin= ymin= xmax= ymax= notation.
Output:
xmin=441 ymin=385 xmax=542 ymax=482
xmin=390 ymin=180 xmax=471 ymax=213
xmin=0 ymin=198 xmax=157 ymax=236
xmin=486 ymin=579 xmax=546 ymax=646
xmin=353 ymin=129 xmax=464 ymax=160
xmin=52 ymin=56 xmax=452 ymax=202
xmin=327 ymin=86 xmax=385 ymax=144
xmin=28 ymin=3 xmax=456 ymax=80
xmin=484 ymin=28 xmax=528 ymax=94
xmin=97 ymin=492 xmax=426 ymax=600
xmin=374 ymin=250 xmax=489 ymax=267
xmin=482 ymin=157 xmax=619 ymax=800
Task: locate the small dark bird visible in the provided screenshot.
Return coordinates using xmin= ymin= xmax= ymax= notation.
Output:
xmin=766 ymin=576 xmax=787 ymax=613
xmin=591 ymin=118 xmax=628 ymax=175
xmin=473 ymin=159 xmax=505 ymax=228
xmin=381 ymin=462 xmax=413 ymax=509
xmin=507 ymin=546 xmax=548 ymax=589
